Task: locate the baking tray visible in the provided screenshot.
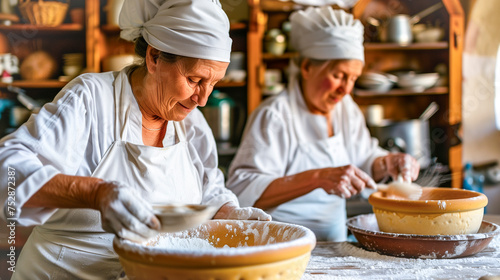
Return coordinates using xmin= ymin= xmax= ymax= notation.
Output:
xmin=346 ymin=214 xmax=500 ymax=259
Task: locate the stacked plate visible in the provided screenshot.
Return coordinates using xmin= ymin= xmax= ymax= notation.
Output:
xmin=62 ymin=53 xmax=84 ymax=79
xmin=394 ymin=71 xmax=439 ymax=91
xmin=356 ymin=72 xmax=397 ymax=93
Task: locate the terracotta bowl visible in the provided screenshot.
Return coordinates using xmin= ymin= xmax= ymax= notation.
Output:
xmin=113 ymin=220 xmax=316 ymax=280
xmin=368 ymin=187 xmax=488 ymax=235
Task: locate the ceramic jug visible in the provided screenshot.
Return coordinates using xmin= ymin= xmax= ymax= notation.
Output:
xmin=105 ymin=0 xmax=125 ymax=26
xmin=199 ymin=90 xmax=243 ymax=149
xmin=0 ymin=53 xmax=19 ymax=75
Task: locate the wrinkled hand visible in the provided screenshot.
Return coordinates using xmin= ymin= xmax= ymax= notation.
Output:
xmin=215 ymin=202 xmax=272 ymax=221
xmin=95 ymin=181 xmax=160 ymax=242
xmin=317 ymin=165 xmax=377 ymax=199
xmin=382 ymin=153 xmax=420 ymax=182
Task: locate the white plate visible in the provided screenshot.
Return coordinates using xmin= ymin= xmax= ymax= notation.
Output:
xmin=153 ymin=204 xmax=217 ymax=233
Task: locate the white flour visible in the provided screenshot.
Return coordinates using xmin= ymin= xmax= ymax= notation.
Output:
xmin=151 ymin=236 xmax=215 ymax=250
xmin=115 ymin=220 xmax=316 ymax=256
xmin=302 ymin=235 xmax=500 ymax=280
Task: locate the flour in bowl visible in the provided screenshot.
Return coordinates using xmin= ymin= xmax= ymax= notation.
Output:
xmin=151 ymin=236 xmax=215 ymax=250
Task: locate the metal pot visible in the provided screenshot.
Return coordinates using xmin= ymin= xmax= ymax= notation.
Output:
xmin=368 ymin=119 xmax=432 ymax=169
xmin=199 ymin=90 xmax=243 ymax=149
xmin=367 ymin=2 xmax=443 ymax=45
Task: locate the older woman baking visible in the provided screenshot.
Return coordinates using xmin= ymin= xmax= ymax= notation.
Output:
xmin=0 ymin=0 xmax=270 ymax=278
xmin=227 ymin=7 xmax=419 ymax=242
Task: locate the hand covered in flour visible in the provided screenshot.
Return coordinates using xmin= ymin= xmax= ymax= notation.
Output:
xmin=316 ymin=165 xmax=377 ymax=198
xmin=380 ymin=153 xmax=420 ymax=182
xmin=95 ymin=181 xmax=160 ymax=242
xmin=214 ymin=202 xmax=272 ymax=221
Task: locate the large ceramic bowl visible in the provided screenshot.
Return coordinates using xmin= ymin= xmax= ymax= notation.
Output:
xmin=113 ymin=220 xmax=316 ymax=280
xmin=368 ymin=187 xmax=488 ymax=235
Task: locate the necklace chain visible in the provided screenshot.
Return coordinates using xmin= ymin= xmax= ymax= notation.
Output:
xmin=142 ymin=124 xmax=162 ymax=131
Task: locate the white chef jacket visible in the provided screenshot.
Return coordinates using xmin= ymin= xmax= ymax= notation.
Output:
xmin=227 ymin=78 xmax=387 ymax=241
xmin=0 ymin=67 xmax=238 ymax=226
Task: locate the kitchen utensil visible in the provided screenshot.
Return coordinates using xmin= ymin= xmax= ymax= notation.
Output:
xmin=105 ymin=0 xmax=124 ymax=26
xmin=369 ymin=187 xmax=488 ymax=235
xmin=368 ymin=119 xmax=432 ymax=169
xmin=377 ymin=174 xmax=422 ymax=200
xmin=114 ymin=220 xmax=316 ymax=280
xmin=19 ymin=0 xmax=69 ymax=26
xmin=7 ymin=85 xmax=42 ymax=113
xmin=347 ymin=214 xmax=499 ymax=259
xmin=419 ymin=101 xmax=439 ymax=121
xmin=396 ymin=72 xmax=439 ymax=91
xmin=20 ymin=50 xmax=57 ymax=80
xmin=356 ymin=72 xmax=397 ymax=92
xmin=152 ymin=204 xmax=217 ymax=233
xmin=414 ymin=26 xmax=445 ymax=43
xmin=367 ymin=2 xmax=444 ymax=45
xmin=102 ymin=54 xmax=135 ymax=72
xmin=264 ymin=29 xmax=287 ymax=55
xmin=199 ymin=90 xmax=244 ymax=149
xmin=0 ymin=53 xmax=19 ymax=75
xmin=365 ymin=104 xmax=384 ymax=126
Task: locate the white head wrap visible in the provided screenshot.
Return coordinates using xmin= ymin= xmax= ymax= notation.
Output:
xmin=119 ymin=0 xmax=232 ymax=62
xmin=290 ymin=6 xmax=364 ymax=63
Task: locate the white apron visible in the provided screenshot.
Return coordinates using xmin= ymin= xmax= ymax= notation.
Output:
xmin=13 ymin=71 xmax=202 ymax=279
xmin=269 ymin=78 xmax=351 ymax=242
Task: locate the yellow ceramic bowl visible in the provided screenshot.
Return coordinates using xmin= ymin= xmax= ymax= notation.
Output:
xmin=113 ymin=220 xmax=316 ymax=280
xmin=368 ymin=187 xmax=488 ymax=235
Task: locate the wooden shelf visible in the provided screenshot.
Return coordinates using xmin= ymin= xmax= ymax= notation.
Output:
xmin=261 ymin=43 xmax=447 ymax=60
xmin=260 ymin=0 xmax=305 ymax=12
xmin=364 ymin=42 xmax=449 ymax=50
xmin=215 ymin=81 xmax=246 ymax=88
xmin=0 ymin=80 xmax=68 ymax=89
xmin=0 ymin=23 xmax=84 ymax=32
xmin=230 ymin=22 xmax=247 ymax=30
xmin=100 ymin=24 xmax=120 ymax=34
xmin=354 ymin=86 xmax=448 ymax=97
xmin=262 ymin=52 xmax=298 ymax=60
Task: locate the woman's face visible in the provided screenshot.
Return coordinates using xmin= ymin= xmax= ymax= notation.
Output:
xmin=300 ymin=59 xmax=363 ymax=116
xmin=147 ymin=51 xmax=229 ymax=122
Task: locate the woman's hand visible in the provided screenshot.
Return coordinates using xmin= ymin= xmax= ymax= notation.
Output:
xmin=95 ymin=181 xmax=160 ymax=242
xmin=316 ymin=165 xmax=377 ymax=198
xmin=375 ymin=153 xmax=420 ymax=182
xmin=213 ymin=202 xmax=272 ymax=221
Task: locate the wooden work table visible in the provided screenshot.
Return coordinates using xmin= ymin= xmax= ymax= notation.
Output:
xmin=302 ymin=215 xmax=500 ymax=280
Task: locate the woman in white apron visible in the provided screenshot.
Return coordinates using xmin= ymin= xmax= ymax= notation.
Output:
xmin=227 ymin=7 xmax=420 ymax=241
xmin=0 ymin=0 xmax=269 ymax=278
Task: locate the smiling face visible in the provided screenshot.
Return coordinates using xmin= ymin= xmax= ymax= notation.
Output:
xmin=142 ymin=47 xmax=229 ymax=122
xmin=299 ymin=59 xmax=363 ymax=116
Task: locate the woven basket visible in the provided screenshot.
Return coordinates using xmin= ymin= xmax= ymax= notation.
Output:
xmin=19 ymin=0 xmax=69 ymax=27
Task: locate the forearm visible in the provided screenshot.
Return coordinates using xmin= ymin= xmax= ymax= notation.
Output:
xmin=371 ymin=156 xmax=388 ymax=182
xmin=213 ymin=202 xmax=235 ymax=219
xmin=24 ymin=174 xmax=104 ymax=210
xmin=254 ymin=169 xmax=322 ymax=210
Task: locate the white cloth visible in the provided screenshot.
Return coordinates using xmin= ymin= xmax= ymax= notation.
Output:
xmin=496 ymin=45 xmax=500 ymax=130
xmin=227 ymin=77 xmax=387 ymax=241
xmin=119 ymin=0 xmax=232 ymax=62
xmin=1 ymin=67 xmax=238 ymax=278
xmin=290 ymin=6 xmax=364 ymax=62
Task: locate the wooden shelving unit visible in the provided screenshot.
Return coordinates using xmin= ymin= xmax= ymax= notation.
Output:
xmin=246 ymin=0 xmax=464 ymax=188
xmin=0 ymin=23 xmax=84 ymax=32
xmin=0 ymin=80 xmax=68 ymax=89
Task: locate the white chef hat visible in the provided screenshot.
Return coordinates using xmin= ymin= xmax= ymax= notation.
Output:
xmin=119 ymin=0 xmax=232 ymax=62
xmin=290 ymin=6 xmax=364 ymax=63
